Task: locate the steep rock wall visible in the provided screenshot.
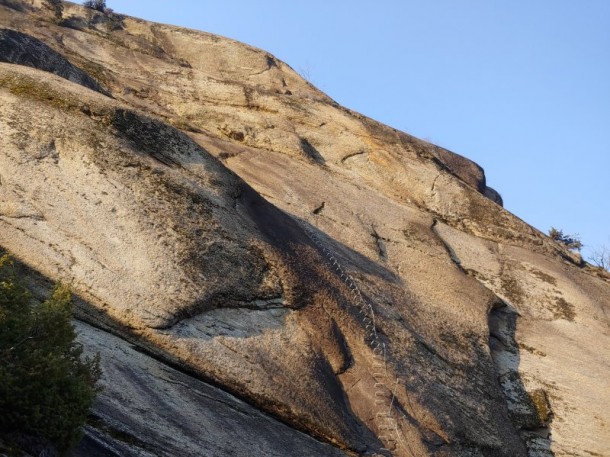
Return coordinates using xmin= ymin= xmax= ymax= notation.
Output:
xmin=1 ymin=2 xmax=609 ymax=456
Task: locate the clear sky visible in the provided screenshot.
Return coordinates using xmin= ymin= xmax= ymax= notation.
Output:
xmin=107 ymin=1 xmax=610 ymax=259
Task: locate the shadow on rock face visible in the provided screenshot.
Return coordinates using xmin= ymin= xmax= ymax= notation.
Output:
xmin=0 ymin=0 xmax=30 ymax=12
xmin=0 ymin=29 xmax=108 ymax=95
xmin=489 ymin=302 xmax=555 ymax=456
xmin=0 ymin=252 xmax=352 ymax=457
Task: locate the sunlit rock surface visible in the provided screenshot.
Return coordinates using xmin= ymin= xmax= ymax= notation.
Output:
xmin=1 ymin=1 xmax=609 ymax=456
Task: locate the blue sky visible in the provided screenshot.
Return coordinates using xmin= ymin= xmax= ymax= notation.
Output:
xmin=108 ymin=1 xmax=610 ymax=259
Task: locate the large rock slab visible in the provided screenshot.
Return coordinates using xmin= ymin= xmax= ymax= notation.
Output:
xmin=71 ymin=320 xmax=348 ymax=457
xmin=1 ymin=2 xmax=609 ymax=456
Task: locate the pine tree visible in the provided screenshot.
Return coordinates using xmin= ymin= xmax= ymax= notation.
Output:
xmin=0 ymin=255 xmax=101 ymax=452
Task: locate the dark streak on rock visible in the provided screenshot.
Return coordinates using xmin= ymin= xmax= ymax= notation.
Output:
xmin=0 ymin=28 xmax=108 ymax=95
xmin=312 ymin=202 xmax=325 ymax=215
xmin=340 ymin=150 xmax=366 ymax=164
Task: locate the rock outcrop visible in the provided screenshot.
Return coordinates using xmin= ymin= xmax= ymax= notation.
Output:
xmin=1 ymin=1 xmax=609 ymax=456
xmin=0 ymin=28 xmax=106 ymax=94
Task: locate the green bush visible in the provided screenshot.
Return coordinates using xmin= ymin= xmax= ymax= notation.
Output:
xmin=0 ymin=255 xmax=101 ymax=453
xmin=83 ymin=0 xmax=106 ymax=12
xmin=548 ymin=227 xmax=583 ymax=251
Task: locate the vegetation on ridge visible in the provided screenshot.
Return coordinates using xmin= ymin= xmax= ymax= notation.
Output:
xmin=548 ymin=228 xmax=610 ymax=272
xmin=590 ymin=243 xmax=610 ymax=271
xmin=548 ymin=227 xmax=583 ymax=251
xmin=83 ymin=0 xmax=106 ymax=12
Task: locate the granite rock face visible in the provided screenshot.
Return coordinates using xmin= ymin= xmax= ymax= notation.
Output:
xmin=0 ymin=28 xmax=106 ymax=94
xmin=1 ymin=1 xmax=609 ymax=456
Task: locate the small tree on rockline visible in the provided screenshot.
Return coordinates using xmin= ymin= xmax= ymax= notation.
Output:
xmin=43 ymin=0 xmax=64 ymax=19
xmin=83 ymin=0 xmax=106 ymax=12
xmin=0 ymin=255 xmax=101 ymax=454
xmin=548 ymin=227 xmax=583 ymax=252
xmin=589 ymin=244 xmax=610 ymax=271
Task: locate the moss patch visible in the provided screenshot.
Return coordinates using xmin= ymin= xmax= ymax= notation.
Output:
xmin=529 ymin=389 xmax=553 ymax=426
xmin=2 ymin=72 xmax=111 ymax=121
xmin=550 ymin=297 xmax=576 ymax=321
xmin=518 ymin=343 xmax=546 ymax=357
xmin=530 ymin=268 xmax=557 ymax=286
xmin=500 ymin=275 xmax=525 ymax=305
xmin=6 ymin=75 xmax=78 ymax=111
xmin=439 ymin=331 xmax=471 ymax=353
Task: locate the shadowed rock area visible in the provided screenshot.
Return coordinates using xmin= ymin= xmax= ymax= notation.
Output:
xmin=0 ymin=28 xmax=106 ymax=94
xmin=1 ymin=1 xmax=609 ymax=456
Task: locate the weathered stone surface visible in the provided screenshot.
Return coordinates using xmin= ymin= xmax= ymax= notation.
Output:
xmin=70 ymin=320 xmax=349 ymax=457
xmin=0 ymin=2 xmax=608 ymax=457
xmin=0 ymin=64 xmax=370 ymax=452
xmin=0 ymin=28 xmax=106 ymax=94
xmin=434 ymin=222 xmax=610 ymax=456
